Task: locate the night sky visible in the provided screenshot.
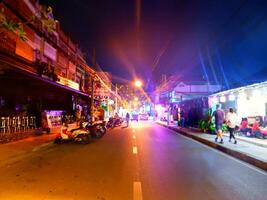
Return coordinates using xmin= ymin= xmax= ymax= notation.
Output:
xmin=41 ymin=0 xmax=267 ymax=90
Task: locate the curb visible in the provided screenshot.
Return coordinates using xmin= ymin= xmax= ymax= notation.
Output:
xmin=157 ymin=122 xmax=267 ymax=172
xmin=188 ymin=127 xmax=267 ymax=148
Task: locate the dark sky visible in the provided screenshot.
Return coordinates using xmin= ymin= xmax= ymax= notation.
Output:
xmin=41 ymin=0 xmax=267 ymax=90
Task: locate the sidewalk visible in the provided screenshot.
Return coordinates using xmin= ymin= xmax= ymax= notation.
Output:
xmin=157 ymin=121 xmax=267 ymax=171
xmin=0 ymin=123 xmax=77 ymax=165
xmin=0 ymin=132 xmax=56 ymax=167
xmin=0 ymin=123 xmax=77 ymax=144
xmin=0 ymin=123 xmax=78 ymax=167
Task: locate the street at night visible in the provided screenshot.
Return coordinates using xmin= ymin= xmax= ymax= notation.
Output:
xmin=1 ymin=0 xmax=267 ymax=199
xmin=0 ymin=122 xmax=266 ymax=200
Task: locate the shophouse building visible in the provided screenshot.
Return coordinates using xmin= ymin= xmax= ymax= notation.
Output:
xmin=0 ymin=0 xmax=103 ymax=132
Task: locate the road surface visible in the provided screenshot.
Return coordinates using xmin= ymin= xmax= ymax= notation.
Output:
xmin=0 ymin=122 xmax=266 ymax=200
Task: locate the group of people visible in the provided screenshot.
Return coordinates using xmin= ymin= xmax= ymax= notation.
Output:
xmin=213 ymin=104 xmax=239 ymax=144
xmin=240 ymin=116 xmax=266 ymax=138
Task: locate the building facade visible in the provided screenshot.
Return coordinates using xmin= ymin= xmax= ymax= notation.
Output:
xmin=0 ymin=0 xmax=103 ymax=130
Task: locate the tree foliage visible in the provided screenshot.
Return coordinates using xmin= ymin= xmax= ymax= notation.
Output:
xmin=0 ymin=8 xmax=27 ymax=41
xmin=0 ymin=4 xmax=57 ymax=42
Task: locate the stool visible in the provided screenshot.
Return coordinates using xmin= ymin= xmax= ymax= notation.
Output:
xmin=25 ymin=116 xmax=29 ymax=130
xmin=11 ymin=117 xmax=17 ymax=132
xmin=29 ymin=116 xmax=36 ymax=129
xmin=0 ymin=117 xmax=6 ymax=133
xmin=21 ymin=117 xmax=26 ymax=131
xmin=5 ymin=117 xmax=11 ymax=133
xmin=16 ymin=117 xmax=21 ymax=132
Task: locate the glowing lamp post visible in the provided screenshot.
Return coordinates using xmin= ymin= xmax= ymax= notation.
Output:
xmin=134 ymin=80 xmax=142 ymax=88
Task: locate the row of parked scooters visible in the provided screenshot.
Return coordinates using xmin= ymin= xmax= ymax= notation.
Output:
xmin=54 ymin=116 xmax=124 ymax=144
xmin=54 ymin=120 xmax=107 ymax=144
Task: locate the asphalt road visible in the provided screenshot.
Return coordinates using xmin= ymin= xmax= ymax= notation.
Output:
xmin=0 ymin=122 xmax=266 ymax=200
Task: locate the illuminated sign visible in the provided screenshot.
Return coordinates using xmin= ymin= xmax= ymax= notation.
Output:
xmin=57 ymin=75 xmax=79 ymax=90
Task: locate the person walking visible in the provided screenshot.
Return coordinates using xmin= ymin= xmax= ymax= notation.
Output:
xmin=226 ymin=108 xmax=238 ymax=144
xmin=75 ymin=105 xmax=82 ymax=126
xmin=212 ymin=104 xmax=225 ymax=144
xmin=126 ymin=112 xmax=130 ymax=127
xmin=180 ymin=109 xmax=185 ymax=127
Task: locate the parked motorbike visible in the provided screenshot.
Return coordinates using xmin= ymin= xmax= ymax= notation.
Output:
xmin=106 ymin=117 xmax=123 ymax=128
xmin=83 ymin=121 xmax=107 ymax=138
xmin=55 ymin=123 xmax=91 ymax=144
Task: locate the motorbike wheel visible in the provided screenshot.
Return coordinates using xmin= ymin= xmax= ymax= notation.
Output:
xmin=54 ymin=137 xmax=63 ymax=144
xmin=99 ymin=126 xmax=106 ymax=135
xmin=102 ymin=127 xmax=107 ymax=134
xmin=76 ymin=134 xmax=90 ymax=144
xmin=95 ymin=131 xmax=103 ymax=138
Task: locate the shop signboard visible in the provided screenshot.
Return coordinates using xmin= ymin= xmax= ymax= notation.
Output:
xmin=57 ymin=75 xmax=79 ymax=91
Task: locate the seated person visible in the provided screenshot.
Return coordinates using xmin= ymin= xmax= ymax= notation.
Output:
xmin=252 ymin=117 xmax=262 ymax=138
xmin=240 ymin=118 xmax=252 ymax=136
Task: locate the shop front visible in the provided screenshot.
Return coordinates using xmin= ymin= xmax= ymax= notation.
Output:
xmin=0 ymin=64 xmax=90 ymax=133
xmin=209 ymin=81 xmax=267 ymax=138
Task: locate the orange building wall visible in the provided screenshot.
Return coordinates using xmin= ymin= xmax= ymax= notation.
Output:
xmin=15 ymin=39 xmax=34 ymax=61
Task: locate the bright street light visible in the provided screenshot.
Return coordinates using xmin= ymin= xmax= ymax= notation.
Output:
xmin=134 ymin=97 xmax=139 ymax=101
xmin=134 ymin=80 xmax=142 ymax=88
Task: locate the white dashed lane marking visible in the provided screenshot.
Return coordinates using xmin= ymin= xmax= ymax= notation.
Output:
xmin=133 ymin=146 xmax=138 ymax=154
xmin=133 ymin=182 xmax=143 ymax=200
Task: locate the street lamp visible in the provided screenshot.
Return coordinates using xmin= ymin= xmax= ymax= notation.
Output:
xmin=134 ymin=80 xmax=142 ymax=88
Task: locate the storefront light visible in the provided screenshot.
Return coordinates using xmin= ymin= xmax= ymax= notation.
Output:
xmin=155 ymin=104 xmax=164 ymax=112
xmin=212 ymin=97 xmax=218 ymax=104
xmin=108 ymin=99 xmax=114 ymax=105
xmin=220 ymin=96 xmax=226 ymax=103
xmin=228 ymin=94 xmax=235 ymax=101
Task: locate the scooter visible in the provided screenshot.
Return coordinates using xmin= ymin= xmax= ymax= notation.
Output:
xmin=106 ymin=117 xmax=123 ymax=128
xmin=106 ymin=117 xmax=115 ymax=129
xmin=83 ymin=121 xmax=107 ymax=138
xmin=55 ymin=123 xmax=91 ymax=144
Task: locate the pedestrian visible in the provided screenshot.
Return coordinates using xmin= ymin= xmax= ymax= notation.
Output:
xmin=75 ymin=105 xmax=82 ymax=126
xmin=180 ymin=109 xmax=185 ymax=127
xmin=126 ymin=112 xmax=130 ymax=127
xmin=177 ymin=107 xmax=181 ymax=127
xmin=226 ymin=108 xmax=238 ymax=144
xmin=212 ymin=104 xmax=225 ymax=144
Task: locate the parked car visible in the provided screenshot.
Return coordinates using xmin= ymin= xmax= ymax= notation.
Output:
xmin=131 ymin=114 xmax=139 ymax=121
xmin=139 ymin=113 xmax=149 ymax=120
